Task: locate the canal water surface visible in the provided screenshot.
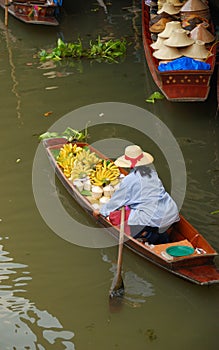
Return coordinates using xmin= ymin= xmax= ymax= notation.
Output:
xmin=0 ymin=1 xmax=219 ymax=349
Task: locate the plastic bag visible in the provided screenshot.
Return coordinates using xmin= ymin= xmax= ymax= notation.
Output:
xmin=158 ymin=57 xmax=211 ymax=72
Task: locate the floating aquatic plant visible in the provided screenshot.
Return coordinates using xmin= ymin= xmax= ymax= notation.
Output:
xmin=39 ymin=38 xmax=84 ymax=62
xmin=38 ymin=37 xmax=127 ymax=63
xmin=87 ymin=36 xmax=127 ymax=63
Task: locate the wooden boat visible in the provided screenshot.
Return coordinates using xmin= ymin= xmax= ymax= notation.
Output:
xmin=217 ymin=68 xmax=219 ymax=113
xmin=43 ymin=137 xmax=219 ymax=285
xmin=0 ymin=0 xmax=61 ymax=26
xmin=217 ymin=46 xmax=219 ymax=113
xmin=142 ymin=0 xmax=216 ymax=102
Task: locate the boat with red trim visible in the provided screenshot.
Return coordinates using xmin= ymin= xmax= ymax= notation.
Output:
xmin=43 ymin=137 xmax=219 ymax=285
xmin=142 ymin=0 xmax=216 ymax=101
xmin=0 ymin=0 xmax=61 ymax=26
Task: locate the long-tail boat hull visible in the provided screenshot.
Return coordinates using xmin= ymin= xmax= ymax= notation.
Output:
xmin=43 ymin=137 xmax=219 ymax=285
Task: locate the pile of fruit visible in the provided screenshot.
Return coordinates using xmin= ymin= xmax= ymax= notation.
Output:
xmin=89 ymin=159 xmax=120 ymax=186
xmin=56 ymin=144 xmax=123 ymax=208
xmin=56 ymin=143 xmax=83 ymax=178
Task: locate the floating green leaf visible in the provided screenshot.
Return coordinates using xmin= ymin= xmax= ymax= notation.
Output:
xmin=146 ymin=92 xmax=164 ymax=103
xmin=210 ymin=210 xmax=219 ymax=215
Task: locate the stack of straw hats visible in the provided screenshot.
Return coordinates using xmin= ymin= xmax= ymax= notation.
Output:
xmin=153 ymin=28 xmax=194 ymax=60
xmin=152 ymin=45 xmax=182 ymax=60
xmin=158 ymin=20 xmax=183 ymax=38
xmin=164 ymin=28 xmax=194 ymax=47
xmin=149 ymin=0 xmax=214 ymax=61
xmin=149 ymin=1 xmax=184 ymax=34
xmin=149 ymin=1 xmax=181 ymax=34
xmin=151 ymin=20 xmax=183 ymax=50
xmin=152 ymin=27 xmax=211 ymax=61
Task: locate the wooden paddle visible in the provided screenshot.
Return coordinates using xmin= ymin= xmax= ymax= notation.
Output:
xmin=5 ymin=0 xmax=9 ymax=26
xmin=109 ymin=206 xmax=125 ymax=300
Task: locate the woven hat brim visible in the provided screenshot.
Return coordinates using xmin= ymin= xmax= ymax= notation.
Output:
xmin=181 ymin=46 xmax=211 ymax=59
xmin=153 ymin=47 xmax=182 ymax=60
xmin=157 ymin=6 xmax=180 ymax=15
xmin=115 ymin=152 xmax=154 ymax=168
xmin=151 ymin=37 xmax=165 ymax=49
xmin=164 ymin=37 xmax=194 ymax=47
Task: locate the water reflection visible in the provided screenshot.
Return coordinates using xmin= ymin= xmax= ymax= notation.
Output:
xmin=0 ymin=244 xmax=75 ymax=350
xmin=0 ymin=20 xmax=21 ymax=121
xmin=101 ymin=251 xmax=155 ymax=307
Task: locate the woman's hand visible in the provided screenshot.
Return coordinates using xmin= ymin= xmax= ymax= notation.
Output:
xmin=93 ymin=209 xmax=100 ymax=218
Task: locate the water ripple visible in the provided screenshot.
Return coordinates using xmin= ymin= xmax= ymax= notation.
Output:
xmin=101 ymin=251 xmax=155 ymax=307
xmin=0 ymin=244 xmax=75 ymax=350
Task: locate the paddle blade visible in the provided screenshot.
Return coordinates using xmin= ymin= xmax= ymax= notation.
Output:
xmin=109 ymin=273 xmax=124 ymax=299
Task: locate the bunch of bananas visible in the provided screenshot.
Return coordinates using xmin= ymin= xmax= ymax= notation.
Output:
xmin=75 ymin=148 xmax=100 ymax=168
xmin=56 ymin=144 xmax=120 ymax=185
xmin=70 ymin=148 xmax=101 ymax=180
xmin=59 ymin=157 xmax=74 ymax=178
xmin=57 ymin=143 xmax=82 ymax=162
xmin=57 ymin=144 xmax=100 ymax=180
xmin=70 ymin=160 xmax=92 ymax=181
xmin=57 ymin=143 xmax=83 ymax=178
xmin=89 ymin=159 xmax=120 ymax=186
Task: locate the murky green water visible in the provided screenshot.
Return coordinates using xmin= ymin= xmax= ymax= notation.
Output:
xmin=0 ymin=1 xmax=219 ymax=349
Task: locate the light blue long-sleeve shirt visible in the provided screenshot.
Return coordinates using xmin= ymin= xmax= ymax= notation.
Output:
xmin=99 ymin=169 xmax=180 ymax=232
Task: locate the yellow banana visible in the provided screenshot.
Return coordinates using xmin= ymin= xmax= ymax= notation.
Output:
xmin=107 ymin=162 xmax=118 ymax=169
xmin=102 ymin=159 xmax=107 ymax=170
xmin=96 ymin=168 xmax=103 ymax=180
xmin=91 ymin=178 xmax=103 ymax=186
xmin=108 ymin=175 xmax=118 ymax=181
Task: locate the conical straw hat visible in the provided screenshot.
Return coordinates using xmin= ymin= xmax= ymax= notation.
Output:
xmin=157 ymin=3 xmax=180 ymax=15
xmin=158 ymin=21 xmax=182 ymax=38
xmin=190 ymin=23 xmax=215 ymax=44
xmin=153 ymin=45 xmax=182 ymax=60
xmin=164 ymin=28 xmax=194 ymax=47
xmin=180 ymin=0 xmax=208 ymax=11
xmin=181 ymin=40 xmax=212 ymax=59
xmin=151 ymin=36 xmax=166 ymax=50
